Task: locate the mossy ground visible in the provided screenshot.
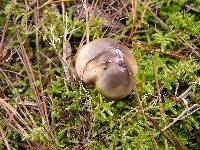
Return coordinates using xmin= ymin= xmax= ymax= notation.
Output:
xmin=0 ymin=0 xmax=200 ymax=149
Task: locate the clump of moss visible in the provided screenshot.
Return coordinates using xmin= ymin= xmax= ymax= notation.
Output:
xmin=0 ymin=0 xmax=199 ymax=149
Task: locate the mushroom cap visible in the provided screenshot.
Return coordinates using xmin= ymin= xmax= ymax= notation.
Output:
xmin=75 ymin=38 xmax=137 ymax=99
xmin=96 ymin=64 xmax=133 ymax=99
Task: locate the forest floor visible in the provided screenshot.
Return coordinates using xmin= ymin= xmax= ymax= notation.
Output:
xmin=0 ymin=0 xmax=200 ymax=149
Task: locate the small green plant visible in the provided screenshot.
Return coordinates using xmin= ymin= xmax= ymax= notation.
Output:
xmin=0 ymin=0 xmax=199 ymax=149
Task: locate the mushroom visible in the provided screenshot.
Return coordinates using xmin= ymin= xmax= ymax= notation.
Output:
xmin=75 ymin=38 xmax=137 ymax=99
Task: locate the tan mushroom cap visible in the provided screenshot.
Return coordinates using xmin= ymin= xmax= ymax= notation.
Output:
xmin=75 ymin=38 xmax=137 ymax=99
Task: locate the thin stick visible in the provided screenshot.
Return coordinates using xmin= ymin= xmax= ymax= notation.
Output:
xmin=132 ymin=74 xmax=182 ymax=148
xmin=132 ymin=76 xmax=159 ymax=149
xmin=129 ymin=0 xmax=137 ymax=39
xmin=82 ymin=0 xmax=90 ymax=43
xmin=144 ymin=113 xmax=183 ymax=149
xmin=0 ymin=126 xmax=11 ymax=150
xmin=0 ymin=68 xmax=26 ymax=78
xmin=0 ymin=0 xmax=17 ymax=53
xmin=137 ymin=0 xmax=151 ymax=30
xmin=62 ymin=3 xmax=76 ymax=87
xmin=139 ymin=1 xmax=199 ymax=56
xmin=34 ymin=0 xmax=50 ymax=128
xmin=21 ymin=103 xmax=37 ymax=127
xmin=16 ymin=27 xmax=46 ymax=125
xmin=161 ymin=104 xmax=199 ymax=133
xmin=78 ymin=0 xmax=99 ymax=50
xmin=152 ymin=54 xmax=168 ymax=150
xmin=0 ymin=97 xmax=27 ymax=136
xmin=177 ymin=86 xmax=192 ymax=107
xmin=179 ymin=106 xmax=200 ymax=120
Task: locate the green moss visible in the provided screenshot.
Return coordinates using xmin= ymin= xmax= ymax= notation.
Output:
xmin=0 ymin=0 xmax=199 ymax=149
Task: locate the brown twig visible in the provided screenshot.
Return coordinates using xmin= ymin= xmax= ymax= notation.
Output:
xmin=0 ymin=0 xmax=17 ymax=53
xmin=34 ymin=0 xmax=50 ymax=128
xmin=78 ymin=0 xmax=99 ymax=50
xmin=161 ymin=104 xmax=200 ymax=133
xmin=144 ymin=48 xmax=200 ymax=61
xmin=132 ymin=76 xmax=159 ymax=149
xmin=0 ymin=68 xmax=26 ymax=78
xmin=62 ymin=4 xmax=76 ymax=87
xmin=0 ymin=68 xmax=17 ymax=91
xmin=131 ymin=64 xmax=184 ymax=149
xmin=135 ymin=0 xmax=151 ymax=34
xmin=20 ymin=102 xmax=37 ymax=127
xmin=129 ymin=0 xmax=137 ymax=39
xmin=82 ymin=0 xmax=90 ymax=43
xmin=0 ymin=97 xmax=33 ymax=133
xmin=139 ymin=1 xmax=199 ymax=56
xmin=0 ymin=97 xmax=27 ymax=136
xmin=15 ymin=27 xmax=47 ymax=126
xmin=144 ymin=113 xmax=184 ymax=149
xmin=152 ymin=54 xmax=168 ymax=150
xmin=0 ymin=125 xmax=11 ymax=150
